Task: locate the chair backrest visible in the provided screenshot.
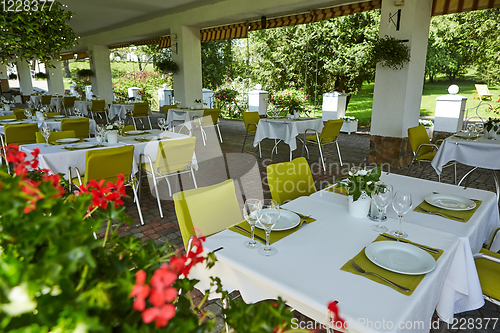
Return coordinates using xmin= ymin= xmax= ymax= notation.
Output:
xmin=122 ymin=125 xmax=135 ymax=133
xmin=202 ymin=108 xmax=221 ymax=125
xmin=407 ymin=125 xmax=433 ymax=156
xmin=46 ymin=112 xmax=61 ymax=118
xmin=61 ymin=118 xmax=90 ymax=138
xmin=475 ymin=84 xmax=491 ymax=95
xmin=4 ymin=123 xmax=38 ymax=145
xmin=173 ymin=179 xmax=243 ymax=247
xmin=319 ymin=119 xmax=344 ymax=143
xmin=35 ymin=130 xmax=76 ymax=143
xmin=132 ymin=103 xmax=149 ymax=117
xmin=91 ymin=99 xmax=106 ymax=111
xmin=40 ymin=95 xmax=52 ymax=105
xmin=0 ymin=114 xmax=16 ymax=121
xmin=153 ymin=137 xmax=196 ymax=174
xmin=13 ymin=109 xmax=27 ymax=120
xmin=63 ymin=96 xmax=76 ymax=107
xmin=267 ymin=157 xmax=317 ymax=205
xmin=243 ymin=112 xmax=260 ymax=134
xmin=162 ymin=104 xmax=178 ymax=115
xmin=21 ymin=95 xmax=30 ymax=103
xmin=84 ymin=145 xmax=134 ymax=184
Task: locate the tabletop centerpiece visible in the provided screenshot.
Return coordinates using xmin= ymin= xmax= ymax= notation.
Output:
xmin=484 ymin=117 xmax=500 ymax=140
xmin=1 ymin=97 xmax=14 ymax=111
xmin=338 ymin=166 xmax=381 ymax=218
xmin=105 ymin=121 xmax=124 ymax=143
xmin=270 ymin=88 xmax=308 ymax=119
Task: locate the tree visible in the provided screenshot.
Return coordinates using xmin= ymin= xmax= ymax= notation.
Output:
xmin=0 ymin=2 xmax=78 ymax=65
xmin=249 ymin=10 xmax=380 ymax=104
xmin=201 ymin=40 xmax=239 ymax=90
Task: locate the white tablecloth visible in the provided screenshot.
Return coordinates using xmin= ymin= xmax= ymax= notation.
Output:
xmin=166 ymin=108 xmax=204 ymax=131
xmin=109 ymin=104 xmax=134 ymax=120
xmin=0 ymin=118 xmax=96 ymax=136
xmin=190 ymin=173 xmax=499 ymax=332
xmin=0 ymin=110 xmax=14 ymax=116
xmin=30 ymin=95 xmax=41 ymax=107
xmin=253 ymin=118 xmax=324 ymax=151
xmin=50 ymin=97 xmax=64 ymax=110
xmin=432 ymin=135 xmax=500 ymax=174
xmin=74 ymin=101 xmax=91 ymax=116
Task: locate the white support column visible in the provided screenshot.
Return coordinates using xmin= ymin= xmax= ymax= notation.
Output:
xmin=88 ymin=45 xmax=113 ymax=104
xmin=369 ymin=0 xmax=433 ymax=168
xmin=46 ymin=59 xmax=65 ymax=95
xmin=16 ymin=59 xmax=33 ymax=95
xmin=172 ymin=25 xmax=203 ymax=108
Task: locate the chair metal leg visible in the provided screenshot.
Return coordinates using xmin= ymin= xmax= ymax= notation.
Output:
xmin=132 ymin=118 xmax=137 ymax=130
xmin=258 ymin=142 xmax=262 ymax=158
xmin=150 ymin=171 xmax=163 ymax=218
xmin=216 ymin=124 xmax=223 ymax=143
xmin=406 ymin=160 xmax=416 ymax=176
xmin=200 ymin=127 xmax=207 ymax=146
xmin=454 ymin=163 xmax=457 ymax=185
xmin=419 ymin=163 xmax=427 ymax=179
xmin=317 ymin=134 xmax=325 ymax=172
xmin=191 ymin=167 xmax=198 ymax=189
xmin=335 ymin=140 xmax=343 ymax=166
xmin=131 ymin=177 xmax=144 ymax=225
xmin=242 ymin=133 xmax=248 ymax=152
xmin=147 ymin=116 xmax=153 ymax=130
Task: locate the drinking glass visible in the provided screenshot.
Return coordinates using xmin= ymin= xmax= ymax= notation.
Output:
xmin=371 ymin=183 xmax=393 ymax=233
xmin=243 ymin=199 xmax=262 ymax=249
xmin=391 ymin=192 xmax=412 ymax=239
xmin=257 ymin=199 xmax=280 ymax=257
xmin=41 ymin=125 xmax=51 ymax=147
xmin=475 ymin=122 xmax=484 ymax=134
xmin=158 ymin=118 xmax=166 ymax=131
xmin=175 ymin=100 xmax=181 ymax=109
xmin=24 ymin=109 xmax=32 ymax=122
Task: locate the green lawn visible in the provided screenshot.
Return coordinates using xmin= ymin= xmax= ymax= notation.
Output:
xmin=344 ymin=77 xmax=500 ymax=126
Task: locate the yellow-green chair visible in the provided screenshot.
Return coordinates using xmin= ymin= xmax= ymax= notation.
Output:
xmin=13 ymin=109 xmax=28 ymax=120
xmin=63 ymin=96 xmax=76 ymax=116
xmin=69 ymin=145 xmax=144 ymax=225
xmin=407 ymin=125 xmax=456 ymax=183
xmin=173 ymin=179 xmax=243 ymax=248
xmin=35 ymin=130 xmax=76 ymax=143
xmin=140 ymin=136 xmax=197 ymax=218
xmin=162 ymin=104 xmax=178 ymax=116
xmin=474 ymin=228 xmax=500 ymax=306
xmin=89 ymin=99 xmax=109 ymax=123
xmin=61 ymin=118 xmax=90 ymax=139
xmin=46 ymin=112 xmax=62 ymax=118
xmin=122 ymin=125 xmax=135 ymax=133
xmin=40 ymin=95 xmax=52 ymax=106
xmin=242 ymin=112 xmax=261 ymax=158
xmin=130 ymin=102 xmax=152 ymax=130
xmin=302 ymin=119 xmax=344 ymax=172
xmin=266 ymin=157 xmax=316 ymax=205
xmin=195 ymin=108 xmax=222 ymax=144
xmin=3 ymin=123 xmax=38 ymax=145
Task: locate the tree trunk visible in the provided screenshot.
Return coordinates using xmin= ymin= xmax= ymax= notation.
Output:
xmin=63 ymin=60 xmax=71 ymax=78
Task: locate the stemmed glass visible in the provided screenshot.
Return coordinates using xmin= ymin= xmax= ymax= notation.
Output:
xmin=243 ymin=199 xmax=262 ymax=249
xmin=41 ymin=125 xmax=52 ymax=147
xmin=257 ymin=199 xmax=280 ymax=257
xmin=391 ymin=192 xmax=412 ymax=239
xmin=24 ymin=109 xmax=32 ymax=122
xmin=158 ymin=118 xmax=166 ymax=131
xmin=174 ymin=100 xmax=181 ymax=109
xmin=371 ymin=183 xmax=393 ymax=233
xmin=475 ymin=122 xmax=484 ymax=134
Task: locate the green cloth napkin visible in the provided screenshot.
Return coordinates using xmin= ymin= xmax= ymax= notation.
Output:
xmin=414 ymin=199 xmax=481 ymax=222
xmin=62 ymin=144 xmax=104 ymax=151
xmin=340 ymin=234 xmax=443 ymax=296
xmin=228 ymin=211 xmax=316 ymax=244
xmin=325 ymin=184 xmax=348 ymax=196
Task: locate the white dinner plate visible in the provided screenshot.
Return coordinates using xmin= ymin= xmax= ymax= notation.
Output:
xmin=56 ymin=138 xmax=80 ymax=143
xmin=454 ymin=132 xmax=479 ymax=139
xmin=365 ymin=241 xmax=436 ymax=275
xmin=50 ymin=115 xmax=65 ymax=119
xmin=71 ymin=143 xmax=97 ymax=149
xmin=1 ymin=118 xmax=17 ymax=122
xmin=125 ymin=130 xmax=144 ymax=135
xmin=256 ymin=209 xmax=300 ymax=231
xmin=424 ymin=193 xmax=476 ymax=211
xmin=1 ymin=121 xmax=23 ymax=125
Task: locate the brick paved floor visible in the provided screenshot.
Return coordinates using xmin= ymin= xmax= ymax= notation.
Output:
xmin=104 ymin=119 xmax=499 ymax=333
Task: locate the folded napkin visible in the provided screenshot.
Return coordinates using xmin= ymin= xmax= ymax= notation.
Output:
xmin=228 ymin=212 xmax=315 ymax=245
xmin=340 ymin=234 xmax=443 ymax=296
xmin=414 ymin=199 xmax=481 ymax=222
xmin=62 ymin=144 xmax=104 ymax=151
xmin=325 ymin=184 xmax=348 ymax=196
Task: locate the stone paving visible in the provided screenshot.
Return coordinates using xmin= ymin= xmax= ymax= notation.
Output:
xmin=100 ymin=118 xmax=500 ymax=333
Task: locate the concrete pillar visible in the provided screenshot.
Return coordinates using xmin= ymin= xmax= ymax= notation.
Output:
xmin=88 ymin=45 xmax=113 ymax=104
xmin=172 ymin=25 xmax=203 ymax=108
xmin=16 ymin=59 xmax=33 ymax=95
xmin=46 ymin=59 xmax=65 ymax=95
xmin=368 ymin=0 xmax=433 ymax=169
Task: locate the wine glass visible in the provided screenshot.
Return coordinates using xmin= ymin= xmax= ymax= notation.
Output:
xmin=467 ymin=122 xmax=476 ymax=138
xmin=158 ymin=118 xmax=166 ymax=131
xmin=243 ymin=199 xmax=262 ymax=249
xmin=391 ymin=192 xmax=412 ymax=239
xmin=24 ymin=109 xmax=32 ymax=122
xmin=257 ymin=199 xmax=280 ymax=257
xmin=371 ymin=183 xmax=393 ymax=233
xmin=174 ymin=100 xmax=181 ymax=109
xmin=475 ymin=122 xmax=484 ymax=134
xmin=41 ymin=125 xmax=52 ymax=147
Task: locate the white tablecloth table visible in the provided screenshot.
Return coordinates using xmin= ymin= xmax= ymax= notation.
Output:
xmin=109 ymin=103 xmax=134 ymax=120
xmin=0 ymin=110 xmax=14 ymax=116
xmin=431 ymin=135 xmax=500 ymax=199
xmin=253 ymin=118 xmax=324 ymax=160
xmin=166 ymin=108 xmax=204 ymax=131
xmin=50 ymin=97 xmax=64 ymax=110
xmin=30 ymin=95 xmax=41 ymax=107
xmin=74 ymin=101 xmax=92 ymax=116
xmin=0 ymin=118 xmax=96 ymax=136
xmin=190 ymin=173 xmax=499 ymax=333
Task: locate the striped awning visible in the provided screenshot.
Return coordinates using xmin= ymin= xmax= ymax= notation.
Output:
xmin=109 ymin=36 xmax=171 ymax=50
xmin=200 ymin=23 xmax=248 ymax=42
xmin=432 ymin=0 xmax=500 ymax=15
xmin=248 ymin=0 xmax=381 ymax=30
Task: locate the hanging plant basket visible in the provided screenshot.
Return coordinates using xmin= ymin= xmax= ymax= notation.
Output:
xmin=34 ymin=72 xmax=47 ymax=79
xmin=155 ymin=59 xmax=179 ymax=75
xmin=76 ymin=68 xmax=94 ymax=78
xmin=372 ymin=35 xmax=411 ymax=70
xmin=8 ymin=73 xmax=17 ymax=80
